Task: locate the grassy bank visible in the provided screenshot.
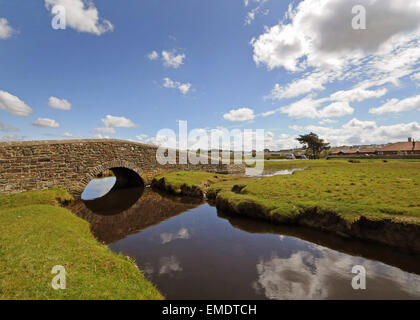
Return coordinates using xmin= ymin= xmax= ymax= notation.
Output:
xmin=0 ymin=189 xmax=163 ymax=300
xmin=151 ymin=170 xmax=241 ymax=198
xmin=153 ymin=160 xmax=420 ymax=253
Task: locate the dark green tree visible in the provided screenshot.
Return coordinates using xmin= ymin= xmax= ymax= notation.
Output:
xmin=296 ymin=132 xmax=330 ymax=159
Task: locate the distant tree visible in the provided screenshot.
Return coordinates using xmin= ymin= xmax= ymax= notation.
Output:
xmin=296 ymin=132 xmax=330 ymax=159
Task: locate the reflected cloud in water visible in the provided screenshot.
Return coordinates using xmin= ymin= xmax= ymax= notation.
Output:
xmin=159 ymin=255 xmax=183 ymax=275
xmin=253 ymin=245 xmax=420 ymax=300
xmin=161 ymin=228 xmax=190 ymax=244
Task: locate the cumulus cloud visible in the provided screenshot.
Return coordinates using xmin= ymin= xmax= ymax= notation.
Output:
xmin=278 ymin=95 xmax=354 ymax=119
xmin=101 ymin=115 xmax=136 ymax=128
xmin=369 ymin=95 xmax=420 ymax=115
xmin=330 ymin=88 xmax=388 ymax=103
xmin=0 ymin=18 xmax=16 ymax=39
xmin=32 ymin=118 xmax=60 ymax=128
xmin=252 ymin=0 xmax=420 ymax=71
xmin=253 ymin=0 xmax=420 ymax=109
xmin=48 ymin=96 xmax=72 ymax=110
xmin=94 ymin=127 xmax=116 ymax=134
xmin=304 ymin=118 xmax=420 ymax=146
xmin=0 ymin=90 xmax=33 ymax=116
xmin=45 ymin=0 xmax=114 ymax=35
xmin=147 ymin=51 xmax=159 ymax=60
xmin=161 ymin=50 xmax=185 ymax=69
xmin=223 ymin=108 xmax=255 ymax=122
xmin=163 ymin=77 xmax=191 ymax=95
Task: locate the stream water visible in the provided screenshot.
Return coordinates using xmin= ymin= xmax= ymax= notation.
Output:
xmin=70 ymin=177 xmax=420 ymax=300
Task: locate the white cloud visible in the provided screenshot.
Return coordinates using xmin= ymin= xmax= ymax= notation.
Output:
xmin=303 ymin=118 xmax=420 ymax=146
xmin=252 ymin=0 xmax=420 ymax=72
xmin=411 ymin=73 xmax=420 ymax=81
xmin=94 ymin=127 xmax=116 ymax=134
xmin=319 ymin=119 xmax=337 ymax=125
xmin=369 ymin=95 xmax=420 ymax=115
xmin=261 ymin=110 xmax=277 ymax=117
xmin=330 ymin=88 xmax=388 ymax=103
xmin=45 ymin=0 xmax=114 ymax=35
xmin=32 ymin=118 xmax=60 ymax=128
xmin=0 ymin=90 xmax=33 ymax=116
xmin=93 ymin=133 xmax=110 ymax=139
xmin=0 ymin=134 xmax=21 ymax=142
xmin=223 ymin=108 xmax=255 ymax=122
xmin=0 ymin=18 xmax=15 ymax=39
xmin=48 ymin=96 xmax=72 ymax=110
xmin=135 ymin=134 xmax=148 ymax=141
xmin=245 ymin=0 xmax=269 ymax=26
xmin=318 ymin=101 xmax=354 ymax=118
xmin=162 ymin=77 xmax=191 ymax=95
xmin=253 ymin=0 xmax=420 ymax=102
xmin=101 ymin=115 xmax=136 ymax=128
xmin=61 ymin=132 xmax=83 ymax=138
xmin=147 ymin=51 xmax=159 ymax=60
xmin=0 ymin=122 xmax=18 ymax=132
xmin=161 ymin=50 xmax=185 ymax=69
xmin=280 ymin=95 xmax=354 ymax=119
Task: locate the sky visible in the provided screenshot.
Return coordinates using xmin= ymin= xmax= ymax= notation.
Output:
xmin=1 ymin=0 xmax=420 ymax=150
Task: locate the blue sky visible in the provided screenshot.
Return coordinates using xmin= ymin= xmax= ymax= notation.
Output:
xmin=1 ymin=0 xmax=420 ymax=149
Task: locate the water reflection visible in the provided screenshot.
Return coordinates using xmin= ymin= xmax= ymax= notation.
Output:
xmin=69 ymin=179 xmax=420 ymax=300
xmin=245 ymin=167 xmax=306 ymax=177
xmin=70 ymin=188 xmax=202 ymax=243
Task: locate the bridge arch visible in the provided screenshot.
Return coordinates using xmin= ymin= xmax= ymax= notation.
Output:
xmin=73 ymin=160 xmax=145 ymax=198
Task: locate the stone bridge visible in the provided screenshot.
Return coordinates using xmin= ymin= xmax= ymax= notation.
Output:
xmin=0 ymin=139 xmax=244 ymax=198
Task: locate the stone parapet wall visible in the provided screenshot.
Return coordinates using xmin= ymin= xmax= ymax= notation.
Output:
xmin=0 ymin=139 xmax=245 ymax=197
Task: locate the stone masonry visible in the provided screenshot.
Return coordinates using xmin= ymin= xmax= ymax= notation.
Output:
xmin=0 ymin=139 xmax=245 ymax=198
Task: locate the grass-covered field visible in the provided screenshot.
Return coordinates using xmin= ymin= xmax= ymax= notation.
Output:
xmin=0 ymin=189 xmax=163 ymax=300
xmin=212 ymin=159 xmax=420 ymax=224
xmin=153 ymin=160 xmax=420 ymax=252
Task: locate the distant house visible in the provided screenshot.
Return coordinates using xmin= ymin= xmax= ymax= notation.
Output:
xmin=330 ymin=148 xmax=360 ymax=156
xmin=330 ymin=138 xmax=420 ymax=156
xmin=378 ymin=140 xmax=420 ymax=155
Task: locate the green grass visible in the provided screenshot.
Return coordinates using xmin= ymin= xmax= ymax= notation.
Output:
xmin=0 ymin=189 xmax=163 ymax=300
xmin=155 ymin=160 xmax=420 ymax=225
xmin=152 ymin=170 xmax=241 ymax=197
xmin=216 ymin=159 xmax=420 ymax=224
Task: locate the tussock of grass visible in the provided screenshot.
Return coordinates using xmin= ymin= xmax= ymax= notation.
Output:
xmin=0 ymin=190 xmax=163 ymax=300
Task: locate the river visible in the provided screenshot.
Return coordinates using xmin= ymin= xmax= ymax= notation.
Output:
xmin=68 ymin=177 xmax=420 ymax=300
